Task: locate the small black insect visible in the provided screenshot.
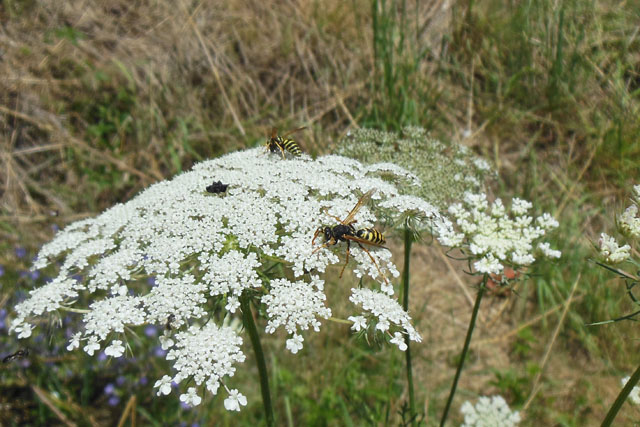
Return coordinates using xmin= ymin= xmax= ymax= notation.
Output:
xmin=206 ymin=181 xmax=229 ymax=194
xmin=165 ymin=314 xmax=176 ymax=331
xmin=2 ymin=348 xmax=29 ymax=364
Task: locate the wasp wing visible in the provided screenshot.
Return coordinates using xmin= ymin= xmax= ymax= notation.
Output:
xmin=342 ymin=189 xmax=376 ymax=225
xmin=281 ymin=126 xmax=306 ymax=138
xmin=343 ymin=234 xmax=388 ymax=249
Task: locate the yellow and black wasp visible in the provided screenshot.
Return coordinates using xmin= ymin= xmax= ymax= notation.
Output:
xmin=312 ymin=189 xmax=389 ymax=284
xmin=265 ymin=126 xmax=305 ymax=158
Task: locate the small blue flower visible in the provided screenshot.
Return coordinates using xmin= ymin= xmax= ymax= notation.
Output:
xmin=97 ymin=352 xmax=107 ymax=362
xmin=116 ymin=375 xmax=126 ymax=386
xmin=153 ymin=346 xmax=167 ymax=357
xmin=0 ymin=265 xmax=4 ymax=277
xmin=180 ymin=401 xmax=191 ymax=410
xmin=144 ymin=325 xmax=158 ymax=337
xmin=29 ymin=271 xmax=40 ymax=280
xmin=139 ymin=376 xmax=148 ymax=386
xmin=108 ymin=395 xmax=120 ymax=406
xmin=147 ymin=276 xmax=156 ymax=287
xmin=15 ymin=247 xmax=27 ymax=258
xmin=0 ymin=309 xmax=7 ymax=319
xmin=104 ymin=383 xmax=116 ymax=395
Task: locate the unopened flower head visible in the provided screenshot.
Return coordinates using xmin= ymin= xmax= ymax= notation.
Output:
xmin=9 ymin=148 xmax=434 ymax=410
xmin=337 ymin=126 xmax=495 ymax=209
xmin=598 ymin=233 xmax=631 ymax=264
xmin=460 ymin=395 xmax=521 ymax=427
xmin=436 ymin=192 xmax=560 ymax=275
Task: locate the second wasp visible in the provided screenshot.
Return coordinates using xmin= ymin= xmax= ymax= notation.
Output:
xmin=265 ymin=126 xmax=305 ymax=159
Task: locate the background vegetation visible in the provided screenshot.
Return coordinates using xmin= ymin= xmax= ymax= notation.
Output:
xmin=1 ymin=0 xmax=639 ymax=425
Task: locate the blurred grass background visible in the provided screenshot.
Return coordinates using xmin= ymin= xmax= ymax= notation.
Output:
xmin=1 ymin=0 xmax=639 ymax=425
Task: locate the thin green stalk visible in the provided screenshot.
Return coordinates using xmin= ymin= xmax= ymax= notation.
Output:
xmin=401 ymin=226 xmax=416 ymax=425
xmin=240 ymin=293 xmax=275 ymax=427
xmin=440 ymin=277 xmax=487 ymax=427
xmin=601 ymin=362 xmax=640 ymax=426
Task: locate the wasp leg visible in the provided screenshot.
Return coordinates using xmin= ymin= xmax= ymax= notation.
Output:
xmin=339 ymin=240 xmax=351 ymax=278
xmin=319 ymin=207 xmax=348 ymax=224
xmin=311 ymin=228 xmax=322 ymax=246
xmin=277 ymin=143 xmax=286 ymax=159
xmin=311 ymin=237 xmax=336 ymax=254
xmin=356 ymin=243 xmax=390 ymax=285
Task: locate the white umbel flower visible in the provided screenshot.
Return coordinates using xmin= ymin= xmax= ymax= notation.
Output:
xmin=165 ymin=323 xmax=245 ymax=393
xmin=437 ymin=192 xmax=560 ymax=275
xmin=179 ymin=387 xmax=202 ymax=407
xmin=154 ymin=375 xmax=173 ymax=396
xmin=348 ymin=315 xmax=367 ymax=332
xmin=619 ymin=203 xmax=640 ymax=238
xmin=104 ymin=340 xmax=125 ymax=358
xmin=224 ymin=389 xmax=248 ymax=411
xmin=286 ymin=334 xmax=304 ymax=354
xmin=349 ymin=288 xmax=421 ymax=348
xmin=67 ymin=332 xmax=81 ymax=351
xmin=262 ymin=277 xmax=331 ymax=353
xmin=598 ymin=233 xmax=631 ymax=264
xmin=10 ymin=148 xmax=432 ymax=410
xmin=460 ymin=395 xmax=521 ymax=426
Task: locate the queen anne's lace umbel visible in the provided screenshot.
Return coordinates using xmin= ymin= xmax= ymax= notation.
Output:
xmin=460 ymin=395 xmax=521 ymax=427
xmin=10 ymin=148 xmax=436 ymax=410
xmin=436 ymin=192 xmax=560 ymax=275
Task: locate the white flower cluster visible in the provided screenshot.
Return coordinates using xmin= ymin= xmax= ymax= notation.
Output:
xmin=262 ymin=277 xmax=332 ymax=354
xmin=10 ymin=148 xmax=434 ymax=410
xmin=598 ymin=233 xmax=631 ymax=264
xmin=349 ymin=287 xmax=422 ymax=350
xmin=436 ymin=193 xmax=560 ymax=275
xmin=158 ymin=323 xmax=245 ymax=407
xmin=621 ymin=376 xmax=640 ymax=405
xmin=618 ymin=185 xmax=640 ymax=238
xmin=460 ymin=395 xmax=521 ymax=427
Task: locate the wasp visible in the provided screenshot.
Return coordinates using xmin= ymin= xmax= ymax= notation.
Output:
xmin=312 ymin=189 xmax=389 ymax=284
xmin=265 ymin=126 xmax=305 ymax=158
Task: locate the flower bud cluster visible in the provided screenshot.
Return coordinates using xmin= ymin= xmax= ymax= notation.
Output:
xmin=337 ymin=126 xmax=495 ymax=209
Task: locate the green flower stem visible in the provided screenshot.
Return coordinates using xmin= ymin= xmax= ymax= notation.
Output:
xmin=401 ymin=226 xmax=416 ymax=425
xmin=440 ymin=277 xmax=487 ymax=427
xmin=240 ymin=293 xmax=275 ymax=427
xmin=602 ymin=362 xmax=640 ymax=427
